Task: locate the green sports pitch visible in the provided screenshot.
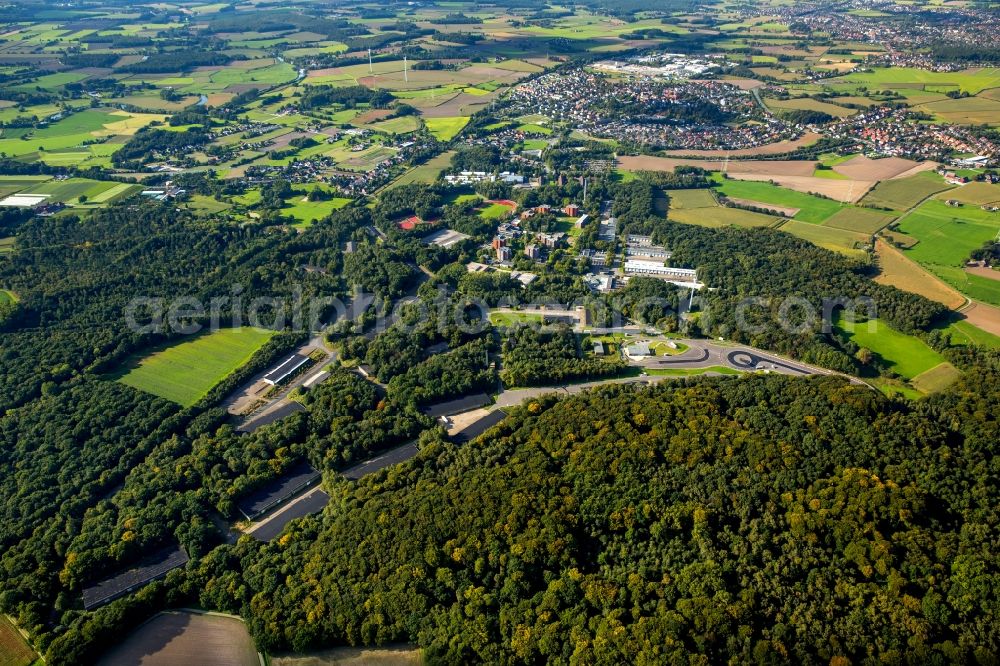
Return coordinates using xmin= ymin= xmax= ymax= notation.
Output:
xmin=114 ymin=327 xmax=277 ymax=406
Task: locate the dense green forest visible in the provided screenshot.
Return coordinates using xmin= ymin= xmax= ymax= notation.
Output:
xmin=40 ymin=352 xmax=1000 ymax=664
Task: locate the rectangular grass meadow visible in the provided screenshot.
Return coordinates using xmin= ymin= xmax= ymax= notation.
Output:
xmin=834 ymin=314 xmax=947 ymax=380
xmin=114 ymin=327 xmax=277 ymax=406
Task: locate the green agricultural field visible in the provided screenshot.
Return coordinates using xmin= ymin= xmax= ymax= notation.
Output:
xmin=943 ymin=319 xmax=1000 ymax=349
xmin=766 ymin=96 xmax=855 ymax=117
xmin=713 ymin=176 xmax=847 ymax=223
xmin=670 ymin=205 xmax=779 ymax=228
xmin=910 ymin=362 xmax=962 ymax=393
xmin=386 ymin=150 xmax=456 ymax=189
xmin=832 ymin=66 xmax=1000 ymax=95
xmin=940 ymin=181 xmax=1000 ymax=206
xmin=861 ymin=171 xmax=952 ymax=210
xmin=668 ymin=188 xmax=718 ymax=210
xmin=779 ymin=220 xmax=869 ymax=258
xmin=896 ymin=199 xmax=1000 ymax=267
xmin=926 ymin=265 xmax=1000 ymax=307
xmin=834 ymin=314 xmax=949 ymax=381
xmin=822 ymin=207 xmax=894 ymax=234
xmin=367 ymin=115 xmax=421 ymax=134
xmin=114 ymin=327 xmax=277 ymax=406
xmin=425 ymin=116 xmax=469 ymax=141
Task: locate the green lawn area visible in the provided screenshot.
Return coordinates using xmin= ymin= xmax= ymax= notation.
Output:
xmin=834 ymin=314 xmax=947 ymax=380
xmin=283 ymin=195 xmax=352 ymax=227
xmin=490 ymin=311 xmax=543 ymax=326
xmin=425 ymin=116 xmax=470 ymax=141
xmin=114 ymin=327 xmax=277 ymax=406
xmin=0 ymin=289 xmax=17 ymax=304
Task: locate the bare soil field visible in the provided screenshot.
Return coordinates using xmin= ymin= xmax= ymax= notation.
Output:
xmin=965 ymin=265 xmax=1000 ymax=282
xmin=961 ymin=300 xmax=1000 ymax=337
xmin=709 ymin=77 xmax=765 ymax=90
xmin=727 ymin=197 xmax=799 ymax=217
xmin=728 ymin=173 xmax=875 ymax=202
xmin=271 ymin=644 xmax=421 ymax=666
xmin=617 ymin=155 xmax=817 ymax=176
xmin=96 ymin=611 xmax=258 ymax=666
xmin=353 ymin=109 xmax=393 ymax=124
xmin=662 ymin=131 xmax=822 ymax=158
xmin=833 ymin=155 xmax=930 ymax=181
xmin=874 ymin=239 xmax=967 ymax=309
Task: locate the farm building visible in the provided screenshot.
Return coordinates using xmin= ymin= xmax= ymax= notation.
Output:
xmin=236 ymin=460 xmax=321 ymax=521
xmin=262 ymin=353 xmax=309 ymax=386
xmin=82 ymin=545 xmax=189 ymax=611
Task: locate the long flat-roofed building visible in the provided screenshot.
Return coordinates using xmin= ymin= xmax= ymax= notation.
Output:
xmin=624 ymin=260 xmax=703 ymax=289
xmin=236 ymin=460 xmax=321 ymax=521
xmin=82 ymin=545 xmax=189 ymax=611
xmin=262 ymin=353 xmax=309 ymax=386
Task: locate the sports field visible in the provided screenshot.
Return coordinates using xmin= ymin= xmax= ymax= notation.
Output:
xmin=479 ymin=202 xmax=514 ymax=219
xmin=115 ymin=327 xmax=277 ymax=406
xmin=834 ymin=314 xmax=947 ymax=380
xmin=0 ymin=290 xmax=16 ymax=305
